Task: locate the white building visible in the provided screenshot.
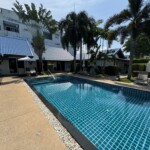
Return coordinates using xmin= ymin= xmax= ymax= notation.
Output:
xmin=0 ymin=8 xmax=73 ymax=75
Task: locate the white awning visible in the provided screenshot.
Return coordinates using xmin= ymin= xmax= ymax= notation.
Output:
xmin=18 ymin=56 xmax=36 ymax=61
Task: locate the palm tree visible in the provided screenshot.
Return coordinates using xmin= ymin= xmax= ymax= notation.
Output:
xmin=59 ymin=12 xmax=78 ymax=72
xmin=89 ymin=22 xmax=116 ymax=70
xmin=105 ymin=0 xmax=150 ymax=79
xmin=12 ymin=0 xmax=57 ymax=73
xmin=59 ymin=11 xmax=98 ymax=72
xmin=123 ymin=33 xmax=150 ymax=58
xmin=78 ymin=12 xmax=100 ymax=71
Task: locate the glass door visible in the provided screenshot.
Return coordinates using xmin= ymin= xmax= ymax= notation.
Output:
xmin=9 ymin=58 xmax=17 ymax=73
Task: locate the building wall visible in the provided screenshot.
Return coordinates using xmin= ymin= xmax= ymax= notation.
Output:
xmin=0 ymin=8 xmax=62 ymax=47
xmin=0 ymin=59 xmax=10 ymax=74
xmin=0 ymin=8 xmax=74 ymax=75
xmin=96 ymin=60 xmax=115 ymax=66
xmin=0 ymin=8 xmax=80 ymax=56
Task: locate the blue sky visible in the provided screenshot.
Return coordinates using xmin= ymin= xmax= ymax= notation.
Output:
xmin=0 ymin=0 xmax=129 ymax=48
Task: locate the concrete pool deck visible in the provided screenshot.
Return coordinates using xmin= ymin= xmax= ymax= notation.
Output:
xmin=0 ymin=76 xmax=67 ymax=150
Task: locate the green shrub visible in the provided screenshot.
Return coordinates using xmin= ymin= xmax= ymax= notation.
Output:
xmin=105 ymin=66 xmax=119 ymax=76
xmin=86 ymin=66 xmax=101 ymax=75
xmin=47 ymin=63 xmax=54 ymax=70
xmin=94 ymin=66 xmax=101 ymax=74
xmin=87 ymin=66 xmax=92 ymax=72
xmin=97 ymin=66 xmax=102 ymax=73
xmin=133 ymin=59 xmax=150 ymax=63
xmin=132 ymin=71 xmax=139 ymax=77
xmin=132 ymin=63 xmax=146 ymax=71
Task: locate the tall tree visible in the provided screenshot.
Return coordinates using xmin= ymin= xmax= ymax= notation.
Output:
xmin=32 ymin=32 xmax=45 ymax=73
xmin=77 ymin=11 xmax=98 ymax=71
xmin=88 ymin=22 xmax=116 ymax=69
xmin=12 ymin=0 xmax=57 ymax=73
xmin=59 ymin=12 xmax=78 ymax=72
xmin=59 ymin=11 xmax=98 ymax=72
xmin=123 ymin=33 xmax=150 ymax=58
xmin=105 ymin=0 xmax=150 ymax=79
xmin=12 ymin=0 xmax=57 ymax=34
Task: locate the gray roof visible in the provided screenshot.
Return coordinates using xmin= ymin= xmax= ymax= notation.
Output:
xmin=0 ymin=36 xmax=33 ymax=57
xmin=100 ymin=48 xmax=126 ymax=59
xmin=102 ymin=48 xmax=121 ymax=55
xmin=42 ymin=45 xmax=73 ymax=61
xmin=76 ymin=53 xmax=91 ymax=60
xmin=0 ymin=36 xmax=73 ymax=61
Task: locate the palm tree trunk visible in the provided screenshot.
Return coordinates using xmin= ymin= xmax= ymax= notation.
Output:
xmin=80 ymin=41 xmax=82 ymax=71
xmin=128 ymin=38 xmax=136 ymax=79
xmin=39 ymin=54 xmax=43 ymax=74
xmin=103 ymin=58 xmax=106 ymax=75
xmin=102 ymin=38 xmax=104 ymax=52
xmin=74 ymin=47 xmax=77 ymax=73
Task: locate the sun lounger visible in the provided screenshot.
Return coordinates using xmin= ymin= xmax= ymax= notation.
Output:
xmin=135 ymin=71 xmax=149 ymax=85
xmin=30 ymin=69 xmax=37 ymax=75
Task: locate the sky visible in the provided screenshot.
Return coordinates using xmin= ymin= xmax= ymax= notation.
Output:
xmin=0 ymin=0 xmax=129 ymax=49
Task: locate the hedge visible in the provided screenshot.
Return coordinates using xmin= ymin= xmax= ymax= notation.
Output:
xmin=105 ymin=66 xmax=119 ymax=76
xmin=132 ymin=63 xmax=146 ymax=71
xmin=133 ymin=59 xmax=150 ymax=63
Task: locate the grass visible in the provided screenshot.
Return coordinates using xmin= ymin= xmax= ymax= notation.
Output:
xmin=94 ymin=74 xmax=105 ymax=78
xmin=119 ymin=77 xmax=136 ymax=83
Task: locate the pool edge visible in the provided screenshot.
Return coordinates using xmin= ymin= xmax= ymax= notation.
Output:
xmin=24 ymin=78 xmax=97 ymax=150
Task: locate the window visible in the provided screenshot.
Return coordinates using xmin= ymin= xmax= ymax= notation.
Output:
xmin=3 ymin=21 xmax=19 ymax=33
xmin=44 ymin=32 xmax=52 ymax=40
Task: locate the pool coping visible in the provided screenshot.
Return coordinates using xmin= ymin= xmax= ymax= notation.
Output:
xmin=71 ymin=74 xmax=150 ymax=93
xmin=24 ymin=78 xmax=97 ymax=150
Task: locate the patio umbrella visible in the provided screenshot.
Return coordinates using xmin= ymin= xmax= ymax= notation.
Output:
xmin=18 ymin=56 xmax=36 ymax=74
xmin=18 ymin=56 xmax=36 ymax=61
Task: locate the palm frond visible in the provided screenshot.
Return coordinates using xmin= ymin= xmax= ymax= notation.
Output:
xmin=96 ymin=19 xmax=103 ymax=26
xmin=137 ymin=2 xmax=150 ymax=20
xmin=107 ymin=30 xmax=117 ymax=47
xmin=128 ymin=0 xmax=143 ymax=17
xmin=105 ymin=9 xmax=131 ymax=29
xmin=138 ymin=20 xmax=150 ymax=37
xmin=109 ymin=26 xmax=129 ymax=45
xmin=12 ymin=0 xmax=26 ymax=22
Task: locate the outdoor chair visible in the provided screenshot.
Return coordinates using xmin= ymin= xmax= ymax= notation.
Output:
xmin=135 ymin=71 xmax=149 ymax=85
xmin=30 ymin=68 xmax=37 ymax=76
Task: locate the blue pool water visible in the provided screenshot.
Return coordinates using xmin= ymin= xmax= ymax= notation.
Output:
xmin=28 ymin=76 xmax=150 ymax=150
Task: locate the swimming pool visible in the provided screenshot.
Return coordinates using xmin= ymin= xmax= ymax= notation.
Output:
xmin=27 ymin=76 xmax=150 ymax=150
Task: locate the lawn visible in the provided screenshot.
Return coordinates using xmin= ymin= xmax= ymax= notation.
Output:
xmin=119 ymin=77 xmax=136 ymax=83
